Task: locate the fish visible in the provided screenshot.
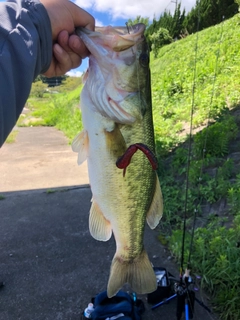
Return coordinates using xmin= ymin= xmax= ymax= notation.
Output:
xmin=72 ymin=24 xmax=163 ymax=298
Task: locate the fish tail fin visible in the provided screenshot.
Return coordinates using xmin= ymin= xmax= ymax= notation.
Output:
xmin=107 ymin=249 xmax=157 ymax=298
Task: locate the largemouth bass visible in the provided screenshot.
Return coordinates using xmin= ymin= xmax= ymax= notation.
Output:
xmin=72 ymin=24 xmax=163 ymax=298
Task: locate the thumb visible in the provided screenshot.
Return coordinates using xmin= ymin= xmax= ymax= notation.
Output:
xmin=71 ymin=4 xmax=95 ymax=31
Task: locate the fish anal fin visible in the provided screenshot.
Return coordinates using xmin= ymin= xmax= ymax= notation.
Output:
xmin=89 ymin=201 xmax=112 ymax=241
xmin=147 ymin=174 xmax=163 ymax=229
xmin=72 ymin=130 xmax=89 ymax=165
xmin=107 ymin=249 xmax=157 ymax=298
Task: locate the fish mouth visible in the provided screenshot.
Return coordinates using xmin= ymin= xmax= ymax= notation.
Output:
xmin=75 ymin=23 xmax=146 ymax=75
xmin=76 ymin=23 xmax=145 ymax=53
xmin=96 ymin=23 xmax=146 ymax=51
xmin=76 ymin=24 xmax=147 ymax=124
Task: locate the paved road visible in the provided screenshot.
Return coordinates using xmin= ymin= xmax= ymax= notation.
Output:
xmin=0 ymin=127 xmax=88 ymax=192
xmin=0 ymin=127 xmax=217 ymax=320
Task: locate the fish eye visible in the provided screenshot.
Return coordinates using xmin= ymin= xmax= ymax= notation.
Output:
xmin=139 ymin=53 xmax=149 ymax=67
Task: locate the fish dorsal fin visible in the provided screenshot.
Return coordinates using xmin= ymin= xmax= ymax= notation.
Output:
xmin=89 ymin=201 xmax=112 ymax=241
xmin=146 ymin=174 xmax=163 ymax=229
xmin=72 ymin=130 xmax=89 ymax=165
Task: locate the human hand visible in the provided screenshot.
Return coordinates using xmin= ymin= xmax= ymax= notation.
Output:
xmin=40 ymin=0 xmax=95 ymax=77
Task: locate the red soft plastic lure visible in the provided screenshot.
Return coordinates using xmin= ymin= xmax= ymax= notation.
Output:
xmin=116 ymin=143 xmax=158 ymax=177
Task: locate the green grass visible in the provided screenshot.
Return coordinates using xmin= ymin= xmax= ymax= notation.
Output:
xmin=45 ymin=189 xmax=57 ymax=194
xmin=158 ymin=111 xmax=240 ymax=319
xmin=5 ymin=130 xmax=18 ymax=143
xmin=169 ymin=214 xmax=240 ymax=320
xmin=150 ymin=15 xmax=240 ymax=320
xmin=151 ymin=14 xmax=240 ymax=154
xmin=26 ymin=80 xmax=83 ymax=142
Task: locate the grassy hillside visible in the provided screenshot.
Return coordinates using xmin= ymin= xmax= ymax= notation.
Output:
xmin=150 ymin=14 xmax=240 ymax=320
xmin=151 ymin=14 xmax=240 ymax=154
xmin=25 ymin=15 xmax=240 ymax=319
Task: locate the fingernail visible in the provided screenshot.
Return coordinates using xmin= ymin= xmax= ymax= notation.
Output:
xmin=73 ymin=38 xmax=81 ymax=50
xmin=54 ymin=44 xmax=63 ymax=54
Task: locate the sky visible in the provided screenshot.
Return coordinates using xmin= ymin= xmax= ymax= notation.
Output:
xmin=0 ymin=0 xmax=197 ymax=76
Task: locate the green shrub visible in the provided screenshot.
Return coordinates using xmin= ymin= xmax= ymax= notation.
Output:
xmin=193 ymin=116 xmax=238 ymax=158
xmin=150 ymin=28 xmax=173 ymax=58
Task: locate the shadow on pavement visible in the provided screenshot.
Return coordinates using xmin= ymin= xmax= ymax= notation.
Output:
xmin=0 ymin=186 xmax=216 ymax=320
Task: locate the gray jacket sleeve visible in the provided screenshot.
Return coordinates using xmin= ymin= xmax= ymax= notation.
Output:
xmin=0 ymin=0 xmax=52 ymax=147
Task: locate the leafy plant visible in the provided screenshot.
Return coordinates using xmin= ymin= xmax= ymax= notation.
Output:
xmin=26 ymin=85 xmax=83 ymax=142
xmin=169 ymin=215 xmax=240 ymax=320
xmin=228 ymin=174 xmax=240 ymax=215
xmin=149 ymin=28 xmax=172 ymax=58
xmin=193 ymin=116 xmax=238 ymax=158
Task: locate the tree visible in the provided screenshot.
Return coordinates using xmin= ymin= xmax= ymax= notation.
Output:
xmin=127 ymin=16 xmax=149 ymax=28
xmin=30 ymin=81 xmax=48 ymax=98
xmin=170 ymin=3 xmax=186 ymax=39
xmin=183 ymin=0 xmax=238 ymax=33
xmin=145 ymin=0 xmax=238 ymax=51
xmin=146 ymin=3 xmax=185 ymax=45
xmin=149 ymin=28 xmax=173 ymax=58
xmin=235 ymin=0 xmax=240 ymax=10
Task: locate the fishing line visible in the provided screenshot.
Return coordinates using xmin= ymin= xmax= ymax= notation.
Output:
xmin=179 ymin=4 xmax=202 ymax=319
xmin=179 ymin=10 xmax=225 ymax=320
xmin=125 ymin=22 xmax=130 ymax=34
xmin=187 ymin=17 xmax=225 ymax=269
xmin=163 ymin=1 xmax=174 ymax=13
xmin=180 ymin=10 xmax=200 ymax=277
xmin=181 ymin=0 xmax=225 ymax=273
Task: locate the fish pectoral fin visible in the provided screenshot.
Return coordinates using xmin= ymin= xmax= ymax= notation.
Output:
xmin=146 ymin=174 xmax=163 ymax=229
xmin=107 ymin=250 xmax=157 ymax=298
xmin=89 ymin=201 xmax=112 ymax=241
xmin=71 ymin=130 xmax=89 ymax=165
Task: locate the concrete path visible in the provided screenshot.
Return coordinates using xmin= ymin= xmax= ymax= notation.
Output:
xmin=0 ymin=127 xmax=88 ymax=192
xmin=0 ymin=127 xmax=217 ymax=320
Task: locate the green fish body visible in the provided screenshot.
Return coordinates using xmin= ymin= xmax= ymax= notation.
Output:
xmin=72 ymin=24 xmax=163 ymax=297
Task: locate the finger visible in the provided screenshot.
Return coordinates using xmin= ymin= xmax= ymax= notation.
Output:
xmin=71 ymin=5 xmax=95 ymax=31
xmin=53 ymin=43 xmax=82 ymax=75
xmin=58 ymin=31 xmax=89 ymax=60
xmin=57 ymin=30 xmax=69 ymax=51
xmin=69 ymin=34 xmax=90 ymax=59
xmin=55 ymin=38 xmax=84 ymax=70
xmin=53 ymin=43 xmax=72 ymax=75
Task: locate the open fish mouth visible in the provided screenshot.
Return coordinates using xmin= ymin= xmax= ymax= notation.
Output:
xmin=76 ymin=24 xmax=148 ymax=124
xmin=75 ymin=23 xmax=146 ymax=72
xmin=76 ymin=23 xmax=146 ymax=53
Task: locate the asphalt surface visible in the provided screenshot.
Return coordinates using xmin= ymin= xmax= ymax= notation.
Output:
xmin=0 ymin=127 xmax=217 ymax=320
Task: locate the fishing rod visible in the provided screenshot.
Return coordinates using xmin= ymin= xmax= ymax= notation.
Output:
xmin=175 ymin=14 xmax=225 ymax=320
xmin=150 ymin=12 xmax=199 ymax=318
xmin=152 ymin=9 xmax=225 ymax=320
xmin=174 ymin=6 xmax=200 ymax=319
xmin=175 ymin=20 xmax=224 ymax=320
